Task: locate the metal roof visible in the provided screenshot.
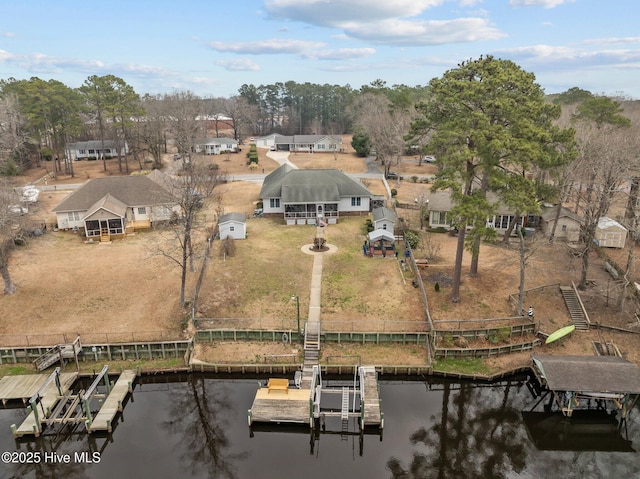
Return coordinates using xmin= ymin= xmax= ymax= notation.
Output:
xmin=532 ymin=355 xmax=640 ymax=394
xmin=372 ymin=206 xmax=396 ymax=222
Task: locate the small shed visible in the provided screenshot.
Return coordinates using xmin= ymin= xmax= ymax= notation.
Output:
xmin=595 ymin=216 xmax=627 ymax=249
xmin=218 ymin=213 xmax=246 ymax=240
xmin=540 ymin=205 xmax=583 ymax=243
xmin=372 ymin=206 xmax=396 ymax=232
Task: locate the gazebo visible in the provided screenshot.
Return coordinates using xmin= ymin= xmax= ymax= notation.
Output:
xmin=366 ymin=229 xmax=395 ymax=257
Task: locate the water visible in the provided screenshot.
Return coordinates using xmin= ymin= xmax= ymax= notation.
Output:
xmin=0 ymin=374 xmax=638 ymax=479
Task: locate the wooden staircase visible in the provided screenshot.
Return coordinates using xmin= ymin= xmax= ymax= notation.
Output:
xmin=34 ymin=337 xmax=82 ymax=371
xmin=100 ymin=227 xmax=110 ymax=242
xmin=300 ymin=322 xmax=320 ymax=389
xmin=560 ymin=285 xmax=590 ymax=330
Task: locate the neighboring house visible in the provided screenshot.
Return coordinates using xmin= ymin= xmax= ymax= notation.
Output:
xmin=427 ymin=190 xmax=527 ymax=235
xmin=194 ymin=138 xmax=239 ymax=155
xmin=259 ymin=164 xmax=373 ymax=225
xmin=272 ymin=135 xmax=342 ymax=153
xmin=52 ymin=170 xmax=179 ymax=241
xmin=595 ymin=216 xmax=627 ymax=248
xmin=372 ymin=206 xmax=396 ymax=232
xmin=254 ymin=133 xmax=285 ymax=148
xmin=68 ymin=140 xmax=128 ymax=160
xmin=540 ymin=205 xmax=583 ymax=242
xmin=218 ymin=213 xmax=246 ymax=240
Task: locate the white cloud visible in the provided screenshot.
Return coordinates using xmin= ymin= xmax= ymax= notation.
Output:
xmin=216 ymin=58 xmax=261 ymax=71
xmin=208 ymin=38 xmax=326 ymax=55
xmin=509 ymin=0 xmax=574 ymax=8
xmin=265 ymin=0 xmax=444 ymax=25
xmin=0 ymin=31 xmax=15 ymax=37
xmin=342 ymin=17 xmax=505 ymax=45
xmin=581 ymin=37 xmax=640 ymax=46
xmin=496 ymin=44 xmax=640 ymax=71
xmin=301 ymin=48 xmax=375 ymax=60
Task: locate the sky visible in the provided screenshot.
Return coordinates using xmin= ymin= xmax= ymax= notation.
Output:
xmin=1 ymin=0 xmax=639 ymax=99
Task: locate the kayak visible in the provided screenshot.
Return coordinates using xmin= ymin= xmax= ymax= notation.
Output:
xmin=545 ymin=325 xmax=576 ymax=344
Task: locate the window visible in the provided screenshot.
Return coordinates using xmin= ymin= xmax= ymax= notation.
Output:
xmin=317 ymin=143 xmax=325 ymax=150
xmin=230 ymin=226 xmax=235 ymax=232
xmin=88 ymin=149 xmax=95 ymax=155
xmin=137 ymin=207 xmax=147 ymax=215
xmin=382 ymin=224 xmax=387 ymax=230
xmin=270 ymin=198 xmax=280 ymax=208
xmin=432 ymin=211 xmax=449 ymax=225
xmin=67 ymin=212 xmax=80 ymax=221
xmin=351 ymin=197 xmax=361 ymax=206
xmin=561 ymin=224 xmax=567 ymax=232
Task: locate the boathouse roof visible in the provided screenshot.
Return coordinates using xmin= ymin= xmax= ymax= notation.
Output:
xmin=532 ymin=355 xmax=640 ymax=394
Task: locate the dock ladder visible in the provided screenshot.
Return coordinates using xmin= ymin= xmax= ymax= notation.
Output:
xmin=341 ymin=386 xmax=350 ymax=438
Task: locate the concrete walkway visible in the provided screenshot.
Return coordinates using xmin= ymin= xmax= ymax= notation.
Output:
xmin=299 ymin=237 xmax=337 ymax=388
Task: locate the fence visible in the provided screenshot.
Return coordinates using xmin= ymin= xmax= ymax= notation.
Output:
xmin=193 ymin=318 xmax=429 ymax=333
xmin=433 ymin=339 xmax=541 ymax=359
xmin=432 ymin=322 xmax=536 ymax=343
xmin=195 ymin=329 xmax=430 ymax=346
xmin=0 ymin=339 xmax=193 ymax=365
xmin=0 ymin=331 xmax=184 ymax=348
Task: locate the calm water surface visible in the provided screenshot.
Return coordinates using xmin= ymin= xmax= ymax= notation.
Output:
xmin=0 ymin=374 xmax=638 ymax=479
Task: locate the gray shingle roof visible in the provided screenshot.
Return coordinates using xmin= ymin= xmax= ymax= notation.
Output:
xmin=219 ymin=212 xmax=246 ymax=224
xmin=52 ymin=175 xmax=176 ymax=213
xmin=274 ymin=135 xmax=341 ymax=145
xmin=373 ymin=206 xmax=396 ymax=222
xmin=259 ymin=165 xmax=372 ymax=203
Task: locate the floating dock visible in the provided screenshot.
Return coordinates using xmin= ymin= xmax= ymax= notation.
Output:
xmin=87 ymin=369 xmax=137 ymax=433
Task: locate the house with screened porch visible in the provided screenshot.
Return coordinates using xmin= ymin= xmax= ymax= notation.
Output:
xmin=52 ymin=170 xmax=179 ymax=242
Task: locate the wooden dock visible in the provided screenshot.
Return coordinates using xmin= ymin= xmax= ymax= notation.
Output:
xmin=360 ymin=366 xmax=382 ymax=428
xmin=249 ymin=366 xmax=383 ymax=431
xmin=249 ymin=386 xmax=311 ymax=425
xmin=11 ymin=372 xmax=78 ymax=437
xmin=87 ymin=369 xmax=137 ymax=433
xmin=0 ymin=372 xmax=78 ymax=405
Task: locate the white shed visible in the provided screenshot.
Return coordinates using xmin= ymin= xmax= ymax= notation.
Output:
xmin=218 ymin=213 xmax=246 ymax=240
xmin=595 ymin=217 xmax=627 ymax=248
xmin=372 ymin=206 xmax=396 ymax=232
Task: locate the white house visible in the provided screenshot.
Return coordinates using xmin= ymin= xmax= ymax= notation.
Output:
xmin=259 ymin=164 xmax=373 ymax=225
xmin=52 ymin=170 xmax=179 ymax=241
xmin=254 ymin=133 xmax=285 ymax=148
xmin=194 ymin=138 xmax=239 ymax=155
xmin=68 ymin=140 xmax=129 ymax=160
xmin=595 ymin=217 xmax=627 ymax=248
xmin=218 ymin=213 xmax=246 ymax=240
xmin=273 ymin=135 xmax=342 ymax=153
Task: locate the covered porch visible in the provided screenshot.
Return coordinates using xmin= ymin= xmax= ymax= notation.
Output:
xmin=284 ymin=202 xmax=339 ymax=225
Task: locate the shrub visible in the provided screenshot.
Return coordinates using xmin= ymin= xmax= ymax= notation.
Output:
xmin=390 ymin=188 xmax=397 ymax=197
xmin=411 ymin=176 xmax=418 ymax=183
xmin=404 ymin=230 xmax=420 ymax=249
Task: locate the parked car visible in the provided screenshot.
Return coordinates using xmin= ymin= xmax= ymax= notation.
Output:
xmin=386 ymin=172 xmax=398 ymax=180
xmin=423 ymin=155 xmax=436 ymax=163
xmin=270 ymin=146 xmax=276 ymax=151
